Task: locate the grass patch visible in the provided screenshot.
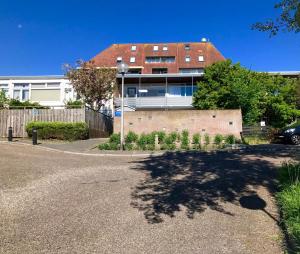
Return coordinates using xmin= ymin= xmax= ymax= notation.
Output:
xmin=277 ymin=162 xmax=300 ymax=252
xmin=242 ymin=135 xmax=269 ymax=145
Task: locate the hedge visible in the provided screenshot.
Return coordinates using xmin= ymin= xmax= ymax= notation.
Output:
xmin=26 ymin=121 xmax=89 ymax=141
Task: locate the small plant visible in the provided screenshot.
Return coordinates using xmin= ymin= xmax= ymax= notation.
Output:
xmin=161 ymin=143 xmax=176 ymax=150
xmin=125 ymin=131 xmax=139 ymax=144
xmin=181 ymin=130 xmax=189 ymax=150
xmin=214 ymin=134 xmax=223 ymax=147
xmin=98 ymin=142 xmax=119 ymax=150
xmin=65 ymin=99 xmax=84 ymax=109
xmin=137 ymin=134 xmax=148 ymax=150
xmin=192 ymin=133 xmax=201 ymax=149
xmin=109 ymin=133 xmax=120 ymax=144
xmin=204 ymin=134 xmax=210 ymax=146
xmin=124 ymin=143 xmax=134 ymax=151
xmin=225 ymin=134 xmax=236 ymax=145
xmin=152 ymin=131 xmax=166 ymax=143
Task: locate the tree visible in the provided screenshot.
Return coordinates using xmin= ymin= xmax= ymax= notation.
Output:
xmin=193 ymin=60 xmax=299 ymax=127
xmin=65 ymin=60 xmax=117 ymax=110
xmin=252 ymin=0 xmax=300 ymax=35
xmin=0 ymin=90 xmax=8 ymax=108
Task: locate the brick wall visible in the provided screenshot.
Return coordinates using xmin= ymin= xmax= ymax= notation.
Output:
xmin=114 ymin=109 xmax=243 ymax=138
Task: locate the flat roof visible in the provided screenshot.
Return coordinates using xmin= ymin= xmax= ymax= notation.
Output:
xmin=267 ymin=71 xmax=300 ymax=76
xmin=0 ymin=75 xmax=66 ymax=80
xmin=117 ymin=73 xmax=204 ymax=78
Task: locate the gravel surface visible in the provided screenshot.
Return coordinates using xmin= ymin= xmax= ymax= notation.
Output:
xmin=1 ymin=143 xmax=297 ymax=254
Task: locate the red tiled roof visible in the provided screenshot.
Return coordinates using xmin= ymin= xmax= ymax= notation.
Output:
xmin=91 ymin=41 xmax=225 ymax=74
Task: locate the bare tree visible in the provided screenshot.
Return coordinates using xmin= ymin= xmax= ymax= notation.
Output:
xmin=64 ymin=60 xmax=117 ymax=110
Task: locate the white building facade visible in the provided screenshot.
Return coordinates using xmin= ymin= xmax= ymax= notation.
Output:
xmin=0 ymin=76 xmax=76 ymax=107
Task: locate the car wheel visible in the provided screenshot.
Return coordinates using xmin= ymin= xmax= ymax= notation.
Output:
xmin=291 ymin=135 xmax=300 ymax=145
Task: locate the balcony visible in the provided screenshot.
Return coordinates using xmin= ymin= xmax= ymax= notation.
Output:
xmin=114 ymin=96 xmax=193 ymax=109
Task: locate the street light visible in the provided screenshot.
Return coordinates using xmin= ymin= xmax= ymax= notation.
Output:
xmin=117 ymin=61 xmax=129 ymax=150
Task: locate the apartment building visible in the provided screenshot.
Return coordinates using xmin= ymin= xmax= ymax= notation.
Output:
xmin=91 ymin=39 xmax=225 ymax=109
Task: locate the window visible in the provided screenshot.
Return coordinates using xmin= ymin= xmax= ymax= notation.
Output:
xmin=116 ymin=56 xmax=122 ymax=62
xmin=145 ymin=56 xmax=175 ymax=63
xmin=0 ymin=84 xmax=9 ymax=96
xmin=130 ymin=57 xmax=136 ymax=63
xmin=13 ymin=83 xmax=29 ymax=101
xmin=152 ymin=68 xmax=168 ymax=74
xmin=127 ymin=68 xmax=142 ymax=74
xmin=198 ymin=55 xmax=204 ymax=62
xmin=184 ymin=44 xmax=190 ymax=50
xmin=127 ymin=87 xmax=136 ymax=97
xmin=179 ymin=68 xmax=204 ymax=74
xmin=163 ymin=46 xmax=168 ymax=51
xmin=185 ymin=56 xmax=191 ymax=62
xmin=47 ymin=83 xmax=60 ymax=88
xmin=31 ymin=83 xmax=46 ymax=89
xmin=131 ymin=45 xmax=137 ymax=51
xmin=153 ymin=45 xmax=159 ymax=51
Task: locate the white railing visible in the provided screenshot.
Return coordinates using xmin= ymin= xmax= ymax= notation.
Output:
xmin=114 ymin=96 xmax=193 ymax=108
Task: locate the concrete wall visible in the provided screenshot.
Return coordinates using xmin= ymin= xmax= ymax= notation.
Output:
xmin=114 ymin=109 xmax=243 ymax=137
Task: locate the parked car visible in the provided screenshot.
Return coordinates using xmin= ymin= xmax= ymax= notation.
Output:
xmin=277 ymin=125 xmax=300 ymax=145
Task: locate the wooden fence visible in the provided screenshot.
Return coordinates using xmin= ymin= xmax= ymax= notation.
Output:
xmin=0 ymin=107 xmax=113 ymax=138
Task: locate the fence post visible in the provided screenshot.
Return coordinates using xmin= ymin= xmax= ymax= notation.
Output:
xmin=32 ymin=127 xmax=37 ymax=145
xmin=8 ymin=127 xmax=13 ymax=142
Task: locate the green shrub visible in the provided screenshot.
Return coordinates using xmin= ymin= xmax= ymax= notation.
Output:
xmin=137 ymin=134 xmax=148 ymax=150
xmin=9 ymin=99 xmax=47 ymax=109
xmin=161 ymin=143 xmax=176 ymax=150
xmin=225 ymin=135 xmax=236 ymax=145
xmin=98 ymin=142 xmax=119 ymax=150
xmin=109 ymin=133 xmax=120 ymax=144
xmin=152 ymin=131 xmax=166 ymax=143
xmin=147 ymin=144 xmax=155 ymax=151
xmin=214 ymin=134 xmax=223 ymax=146
xmin=65 ymin=99 xmax=84 ymax=109
xmin=124 ymin=143 xmax=134 ymax=151
xmin=181 ymin=130 xmax=189 ymax=150
xmin=125 ymin=131 xmax=139 ymax=143
xmin=192 ymin=133 xmax=201 ymax=149
xmin=204 ymin=134 xmax=210 ymax=146
xmin=277 ymin=162 xmax=300 ymax=251
xmin=26 ymin=121 xmax=88 ymax=141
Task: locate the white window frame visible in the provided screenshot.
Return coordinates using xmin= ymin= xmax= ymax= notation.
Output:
xmin=185 ymin=56 xmax=191 ymax=62
xmin=153 ymin=45 xmax=159 ymax=51
xmin=162 ymin=46 xmax=168 ymax=51
xmin=13 ymin=83 xmax=30 ymax=101
xmin=198 ymin=55 xmax=204 ymax=62
xmin=117 ymin=56 xmax=122 ymax=62
xmin=131 ymin=45 xmax=137 ymax=51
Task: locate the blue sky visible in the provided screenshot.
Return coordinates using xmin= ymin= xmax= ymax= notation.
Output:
xmin=0 ymin=0 xmax=299 ymax=75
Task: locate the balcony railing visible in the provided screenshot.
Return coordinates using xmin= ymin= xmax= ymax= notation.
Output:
xmin=114 ymin=96 xmax=193 ymax=109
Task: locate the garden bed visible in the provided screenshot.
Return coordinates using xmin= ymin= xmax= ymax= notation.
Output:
xmin=99 ymin=131 xmax=238 ymax=151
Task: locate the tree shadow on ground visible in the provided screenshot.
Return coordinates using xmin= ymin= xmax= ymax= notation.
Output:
xmin=130 ymin=146 xmax=298 ymax=224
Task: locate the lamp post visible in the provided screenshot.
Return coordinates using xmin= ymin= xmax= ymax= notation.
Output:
xmin=117 ymin=61 xmax=129 ymax=150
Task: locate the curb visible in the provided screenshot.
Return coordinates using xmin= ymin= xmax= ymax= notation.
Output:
xmin=0 ymin=141 xmax=164 ymax=157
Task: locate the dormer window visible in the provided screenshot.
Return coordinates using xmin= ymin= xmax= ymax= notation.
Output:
xmin=116 ymin=56 xmax=122 ymax=62
xmin=185 ymin=44 xmax=190 ymax=50
xmin=131 ymin=45 xmax=137 ymax=51
xmin=185 ymin=56 xmax=191 ymax=62
xmin=198 ymin=55 xmax=204 ymax=62
xmin=153 ymin=45 xmax=159 ymax=51
xmin=163 ymin=45 xmax=168 ymax=51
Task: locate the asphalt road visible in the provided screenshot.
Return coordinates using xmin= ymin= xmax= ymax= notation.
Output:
xmin=1 ymin=143 xmax=297 ymax=254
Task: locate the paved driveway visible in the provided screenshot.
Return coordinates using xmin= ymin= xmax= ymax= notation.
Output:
xmin=0 ymin=143 xmax=298 ymax=254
